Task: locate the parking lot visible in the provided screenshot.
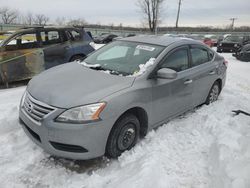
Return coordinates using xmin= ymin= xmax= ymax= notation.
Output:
xmin=0 ymin=52 xmax=249 ymax=188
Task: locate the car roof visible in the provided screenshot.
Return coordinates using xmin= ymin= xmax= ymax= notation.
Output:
xmin=12 ymin=26 xmax=83 ymax=35
xmin=119 ymin=35 xmax=202 ymax=47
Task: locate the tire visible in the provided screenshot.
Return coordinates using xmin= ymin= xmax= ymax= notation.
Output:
xmin=106 ymin=114 xmax=140 ymax=158
xmin=70 ymin=55 xmax=85 ymax=62
xmin=205 ymin=81 xmax=220 ymax=105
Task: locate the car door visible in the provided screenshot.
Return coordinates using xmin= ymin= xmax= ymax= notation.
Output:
xmin=66 ymin=29 xmax=91 ymax=57
xmin=0 ymin=31 xmax=44 ymax=84
xmin=40 ymin=30 xmax=69 ymax=69
xmin=189 ymin=45 xmax=218 ymax=106
xmin=150 ymin=46 xmax=194 ymax=125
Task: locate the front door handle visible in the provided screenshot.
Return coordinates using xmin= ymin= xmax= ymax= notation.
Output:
xmin=209 ymin=71 xmax=216 ymax=75
xmin=184 ymin=79 xmax=193 ymax=84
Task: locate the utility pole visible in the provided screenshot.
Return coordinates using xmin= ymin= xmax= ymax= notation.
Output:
xmin=175 ymin=0 xmax=182 ymax=28
xmin=154 ymin=0 xmax=159 ymax=35
xmin=230 ymin=18 xmax=237 ymax=30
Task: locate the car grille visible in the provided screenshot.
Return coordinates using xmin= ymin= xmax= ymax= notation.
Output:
xmin=23 ymin=93 xmax=56 ymax=123
xmin=221 ymin=43 xmax=235 ymax=47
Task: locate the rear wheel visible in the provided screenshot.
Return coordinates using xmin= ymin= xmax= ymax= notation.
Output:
xmin=106 ymin=114 xmax=140 ymax=158
xmin=205 ymin=81 xmax=220 ymax=105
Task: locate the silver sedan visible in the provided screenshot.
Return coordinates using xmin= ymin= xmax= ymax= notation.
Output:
xmin=19 ymin=36 xmax=227 ymax=160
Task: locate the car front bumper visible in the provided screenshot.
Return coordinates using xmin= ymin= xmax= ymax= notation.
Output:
xmin=19 ymin=104 xmax=115 ymax=160
xmin=217 ymin=46 xmax=237 ymax=52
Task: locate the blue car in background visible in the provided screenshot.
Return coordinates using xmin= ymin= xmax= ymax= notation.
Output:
xmin=0 ymin=26 xmax=95 ymax=87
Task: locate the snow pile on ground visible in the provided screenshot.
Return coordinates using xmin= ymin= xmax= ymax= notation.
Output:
xmin=0 ymin=53 xmax=250 ymax=188
xmin=207 ymin=53 xmax=250 ymax=188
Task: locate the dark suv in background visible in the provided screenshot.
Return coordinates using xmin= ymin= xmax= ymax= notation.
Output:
xmin=93 ymin=33 xmax=118 ymax=44
xmin=233 ymin=44 xmax=250 ymax=62
xmin=0 ymin=26 xmax=95 ymax=87
xmin=217 ymin=35 xmax=250 ymax=53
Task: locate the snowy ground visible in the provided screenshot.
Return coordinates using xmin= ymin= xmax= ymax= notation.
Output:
xmin=0 ymin=53 xmax=250 ymax=188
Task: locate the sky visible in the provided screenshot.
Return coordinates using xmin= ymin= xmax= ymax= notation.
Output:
xmin=1 ymin=0 xmax=250 ymax=27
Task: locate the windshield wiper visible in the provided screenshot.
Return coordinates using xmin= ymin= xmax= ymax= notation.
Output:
xmin=80 ymin=61 xmax=128 ymax=76
xmin=89 ymin=66 xmax=121 ymax=75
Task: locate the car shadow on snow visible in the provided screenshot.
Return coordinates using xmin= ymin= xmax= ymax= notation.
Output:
xmin=41 ymin=155 xmax=110 ymax=174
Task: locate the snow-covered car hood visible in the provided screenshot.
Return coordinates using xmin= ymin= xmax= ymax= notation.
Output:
xmin=27 ymin=62 xmax=135 ymax=108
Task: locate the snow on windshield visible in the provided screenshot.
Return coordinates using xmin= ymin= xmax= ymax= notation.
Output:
xmin=79 ymin=58 xmax=156 ymax=77
xmin=79 ymin=61 xmax=101 ymax=68
xmin=132 ymin=58 xmax=156 ymax=76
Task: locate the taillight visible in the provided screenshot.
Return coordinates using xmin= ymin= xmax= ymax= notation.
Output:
xmin=223 ymin=60 xmax=228 ymax=67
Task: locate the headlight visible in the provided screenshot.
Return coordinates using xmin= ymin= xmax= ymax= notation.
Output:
xmin=234 ymin=44 xmax=238 ymax=47
xmin=219 ymin=43 xmax=222 ymax=46
xmin=56 ymin=102 xmax=106 ymax=123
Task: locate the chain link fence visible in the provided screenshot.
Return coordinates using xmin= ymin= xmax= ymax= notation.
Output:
xmin=1 ymin=24 xmax=250 ymax=36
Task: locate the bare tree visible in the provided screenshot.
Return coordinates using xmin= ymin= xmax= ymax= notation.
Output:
xmin=34 ymin=14 xmax=49 ymax=25
xmin=55 ymin=17 xmax=66 ymax=26
xmin=0 ymin=7 xmax=19 ymax=24
xmin=137 ymin=0 xmax=165 ymax=33
xmin=67 ymin=18 xmax=87 ymax=26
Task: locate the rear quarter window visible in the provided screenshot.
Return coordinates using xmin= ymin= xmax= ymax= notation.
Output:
xmin=67 ymin=30 xmax=82 ymax=41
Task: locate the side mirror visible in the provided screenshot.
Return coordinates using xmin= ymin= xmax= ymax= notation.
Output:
xmin=156 ymin=68 xmax=177 ymax=79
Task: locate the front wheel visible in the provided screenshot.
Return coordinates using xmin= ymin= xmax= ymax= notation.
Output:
xmin=205 ymin=82 xmax=220 ymax=105
xmin=106 ymin=114 xmax=140 ymax=158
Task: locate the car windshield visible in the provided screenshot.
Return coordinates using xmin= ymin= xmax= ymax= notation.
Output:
xmin=83 ymin=41 xmax=164 ymax=76
xmin=0 ymin=32 xmax=13 ymax=46
xmin=224 ymin=36 xmax=243 ymax=42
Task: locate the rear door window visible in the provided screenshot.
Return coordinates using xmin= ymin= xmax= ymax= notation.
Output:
xmin=190 ymin=47 xmax=209 ymax=67
xmin=40 ymin=30 xmax=61 ymax=45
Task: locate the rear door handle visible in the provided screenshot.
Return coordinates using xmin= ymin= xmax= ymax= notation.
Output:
xmin=209 ymin=71 xmax=216 ymax=75
xmin=184 ymin=79 xmax=193 ymax=84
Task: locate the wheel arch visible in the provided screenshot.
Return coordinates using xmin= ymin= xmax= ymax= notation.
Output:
xmin=110 ymin=106 xmax=149 ymax=139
